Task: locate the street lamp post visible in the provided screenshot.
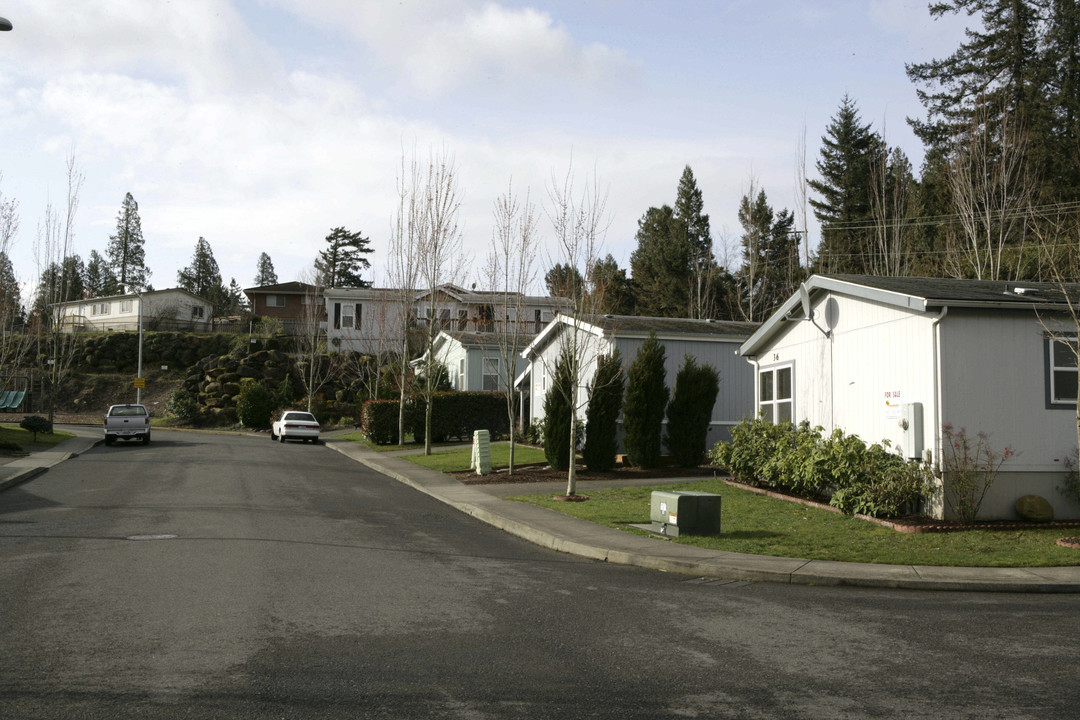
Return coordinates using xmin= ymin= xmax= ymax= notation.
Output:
xmin=136 ymin=291 xmax=144 ymax=404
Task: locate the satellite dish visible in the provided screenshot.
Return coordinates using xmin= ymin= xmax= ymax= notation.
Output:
xmin=798 ymin=284 xmax=812 ymax=319
xmin=0 ymin=17 xmax=12 ymax=31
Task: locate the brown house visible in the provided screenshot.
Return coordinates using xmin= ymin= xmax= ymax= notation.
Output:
xmin=243 ymin=281 xmax=325 ymax=334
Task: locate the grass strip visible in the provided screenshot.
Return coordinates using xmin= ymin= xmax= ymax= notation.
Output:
xmin=511 ymin=479 xmax=1080 ymax=568
xmin=0 ymin=425 xmax=77 ymax=449
xmin=399 ymin=442 xmax=549 ymax=473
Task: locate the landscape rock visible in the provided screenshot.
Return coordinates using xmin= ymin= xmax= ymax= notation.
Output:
xmin=1015 ymin=494 xmax=1054 ymax=523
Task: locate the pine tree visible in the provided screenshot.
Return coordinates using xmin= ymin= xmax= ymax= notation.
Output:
xmin=629 ymin=205 xmax=689 ymax=316
xmin=84 ymin=249 xmax=119 ymax=297
xmin=107 ymin=192 xmax=150 ymax=292
xmin=177 ymin=237 xmax=226 ymax=312
xmin=0 ymin=252 xmax=22 ymax=327
xmin=673 ymin=166 xmax=717 ymax=318
xmin=544 ymin=263 xmax=583 ymax=298
xmin=665 ymin=356 xmax=720 ymax=468
xmin=809 ymin=95 xmax=879 ymax=274
xmin=583 ymin=350 xmax=625 ymax=472
xmin=587 ymin=255 xmax=634 ymax=315
xmin=315 ymin=227 xmax=372 ymax=288
xmin=254 ymin=252 xmax=278 ymax=286
xmin=622 ymin=332 xmax=668 ymax=468
xmin=542 ymin=346 xmax=575 ymax=471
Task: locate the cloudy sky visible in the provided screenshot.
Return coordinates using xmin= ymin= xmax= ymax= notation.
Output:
xmin=0 ymin=0 xmax=969 ymax=299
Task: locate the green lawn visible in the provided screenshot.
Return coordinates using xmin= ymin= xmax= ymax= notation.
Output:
xmin=511 ymin=479 xmax=1080 ymax=567
xmin=339 ymin=431 xmax=488 ymax=454
xmin=400 ymin=442 xmax=549 ymax=473
xmin=0 ymin=425 xmax=77 ymax=449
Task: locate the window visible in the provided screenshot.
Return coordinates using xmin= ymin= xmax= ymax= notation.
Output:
xmin=1047 ymin=337 xmax=1078 ymax=407
xmin=266 ymin=295 xmax=285 ymax=307
xmin=191 ymin=306 xmax=205 ymax=319
xmin=341 ymin=304 xmax=354 ymax=329
xmin=459 ymin=359 xmax=465 ymax=391
xmin=91 ymin=303 xmax=110 ymax=316
xmin=483 ymin=358 xmax=500 ymax=391
xmin=121 ymin=300 xmax=133 ymax=313
xmin=759 ymin=365 xmax=793 ymax=423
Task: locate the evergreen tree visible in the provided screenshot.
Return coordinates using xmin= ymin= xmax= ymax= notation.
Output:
xmin=587 ymin=254 xmax=634 ymax=315
xmin=622 ymin=332 xmax=668 ymax=468
xmin=583 ymin=350 xmax=625 ymax=472
xmin=737 ymin=188 xmax=800 ymax=321
xmin=31 ymin=258 xmax=83 ymax=324
xmin=542 ymin=346 xmax=575 ymax=471
xmin=673 ymin=166 xmax=717 ymax=318
xmin=177 ymin=237 xmax=226 ymax=313
xmin=665 ymin=356 xmax=720 ymax=467
xmin=809 ymin=95 xmax=879 ymax=274
xmin=544 ymin=263 xmax=583 ymax=298
xmin=315 ymin=227 xmax=372 ymax=288
xmin=254 ymin=252 xmax=278 ymax=286
xmin=225 ymin=278 xmax=246 ymax=315
xmin=107 ymin=192 xmax=150 ymax=292
xmin=629 ymin=204 xmax=689 ymax=316
xmin=84 ymin=249 xmax=119 ymax=297
xmin=0 ymin=252 xmax=22 ymax=327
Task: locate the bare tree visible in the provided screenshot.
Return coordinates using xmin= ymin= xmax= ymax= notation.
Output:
xmin=34 ymin=153 xmax=84 ymax=423
xmin=293 ymin=268 xmax=335 ymax=413
xmin=794 ymin=123 xmax=811 ymax=270
xmin=387 ymin=150 xmax=425 ymax=446
xmin=541 ymin=161 xmax=611 ymax=497
xmin=946 ymin=102 xmax=1033 ymax=280
xmin=868 ymin=142 xmax=916 ymax=277
xmin=415 ymin=149 xmax=468 ymax=455
xmin=485 ymin=180 xmax=540 ymax=474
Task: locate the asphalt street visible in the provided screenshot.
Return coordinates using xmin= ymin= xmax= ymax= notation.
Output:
xmin=2 ymin=430 xmax=1078 ymax=719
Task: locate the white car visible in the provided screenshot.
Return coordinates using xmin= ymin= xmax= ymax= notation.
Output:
xmin=271 ymin=411 xmax=320 ymax=443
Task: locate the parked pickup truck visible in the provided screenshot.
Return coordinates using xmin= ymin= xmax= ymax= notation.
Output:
xmin=103 ymin=404 xmax=152 ymax=446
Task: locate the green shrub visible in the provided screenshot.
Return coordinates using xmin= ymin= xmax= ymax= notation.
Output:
xmin=20 ymin=415 xmax=52 ymax=442
xmin=166 ymin=388 xmax=199 ymax=420
xmin=584 ymin=351 xmax=624 ymax=472
xmin=524 ymin=417 xmax=546 ymax=446
xmin=0 ymin=439 xmax=21 ymax=452
xmin=709 ymin=418 xmax=929 ymax=519
xmin=542 ymin=347 xmax=575 ymax=471
xmin=623 ymin=332 xmax=668 ymax=468
xmin=665 ymin=356 xmax=719 ymax=467
xmin=410 ymin=392 xmax=510 ymax=444
xmin=361 ymin=399 xmax=401 ymax=445
xmin=236 ymin=381 xmax=274 ymax=429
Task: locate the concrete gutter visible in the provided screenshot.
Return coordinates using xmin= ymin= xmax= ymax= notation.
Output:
xmin=326 ymin=439 xmax=1080 ymax=593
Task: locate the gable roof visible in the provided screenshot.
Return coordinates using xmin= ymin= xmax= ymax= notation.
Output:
xmin=52 ymin=287 xmax=211 ymax=308
xmin=243 ymin=281 xmax=316 ymax=295
xmin=521 ymin=313 xmax=760 ymax=360
xmin=740 ymin=274 xmax=1080 ymax=357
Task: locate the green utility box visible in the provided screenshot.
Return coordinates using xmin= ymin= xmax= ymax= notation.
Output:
xmin=650 ymin=490 xmax=722 ymax=537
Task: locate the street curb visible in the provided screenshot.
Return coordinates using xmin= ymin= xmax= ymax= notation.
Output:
xmin=327 ymin=441 xmax=1080 ymax=593
xmin=0 ymin=467 xmax=47 ymax=493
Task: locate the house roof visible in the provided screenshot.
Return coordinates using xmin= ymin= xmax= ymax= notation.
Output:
xmin=243 ymin=281 xmax=317 ymax=295
xmin=52 ymin=287 xmax=211 ymax=308
xmin=740 ymin=274 xmax=1080 ymax=357
xmin=520 ymin=313 xmax=760 ymax=362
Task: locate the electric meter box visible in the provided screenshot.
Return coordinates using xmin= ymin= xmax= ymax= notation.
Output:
xmin=650 ymin=490 xmax=722 ymax=537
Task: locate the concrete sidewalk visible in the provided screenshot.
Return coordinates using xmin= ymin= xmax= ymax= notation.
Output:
xmin=0 ymin=424 xmax=103 ymax=493
xmin=324 ymin=438 xmax=1080 ymax=593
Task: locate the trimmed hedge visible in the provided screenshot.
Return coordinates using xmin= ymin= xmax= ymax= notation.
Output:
xmin=361 ymin=392 xmax=510 ymax=445
xmin=709 ymin=417 xmax=930 ymax=519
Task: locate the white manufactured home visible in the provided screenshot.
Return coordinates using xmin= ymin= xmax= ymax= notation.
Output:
xmin=412 ymin=330 xmax=529 ymax=392
xmin=739 ymin=274 xmax=1080 ymax=521
xmin=518 ymin=314 xmax=759 ymax=449
xmin=53 ymin=288 xmax=213 ymax=332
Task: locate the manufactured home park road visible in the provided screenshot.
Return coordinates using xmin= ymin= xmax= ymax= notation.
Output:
xmin=0 ymin=429 xmax=1078 ymax=718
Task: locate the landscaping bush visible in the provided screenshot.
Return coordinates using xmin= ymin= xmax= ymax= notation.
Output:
xmin=524 ymin=417 xmax=546 ymax=446
xmin=584 ymin=350 xmax=624 ymax=472
xmin=410 ymin=392 xmax=511 ymax=444
xmin=236 ymin=381 xmax=274 ymax=429
xmin=165 ymin=387 xmax=199 ymax=420
xmin=665 ymin=356 xmax=719 ymax=467
xmin=361 ymin=398 xmax=401 ymax=445
xmin=20 ymin=416 xmax=52 ymax=442
xmin=623 ymin=332 xmax=668 ymax=468
xmin=710 ymin=417 xmax=929 ymax=519
xmin=542 ymin=347 xmax=575 ymax=471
